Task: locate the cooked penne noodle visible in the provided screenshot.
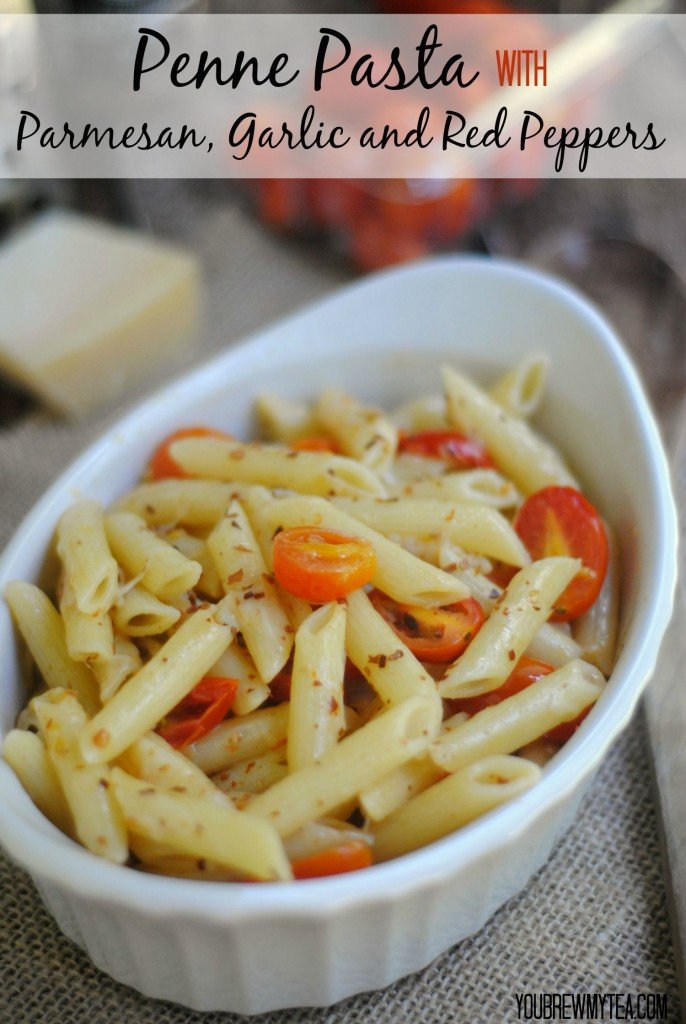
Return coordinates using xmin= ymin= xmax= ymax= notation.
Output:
xmin=112 ymin=585 xmax=181 ymax=637
xmin=333 ymin=496 xmax=530 ymax=568
xmin=389 ymin=468 xmax=521 ymax=510
xmin=489 ymin=352 xmax=550 ymax=418
xmin=33 ymin=690 xmax=127 ymax=862
xmin=288 ymin=603 xmax=347 ymax=771
xmin=165 ymin=527 xmax=223 ymax=600
xmin=573 ymin=523 xmax=619 ymax=676
xmin=105 ymin=511 xmax=202 ymax=602
xmin=208 ymin=500 xmax=292 ymax=683
xmin=209 ymin=645 xmax=270 ymax=716
xmin=260 ymin=495 xmax=469 ymax=607
xmin=345 ymin=589 xmax=443 ymax=730
xmin=118 ymin=731 xmax=227 ymax=803
xmin=59 ymin=574 xmax=114 ymax=665
xmin=431 ymin=659 xmax=605 ymax=773
xmin=359 ymin=712 xmax=468 ymax=822
xmin=248 ymin=697 xmax=437 ymax=837
xmin=439 ymin=557 xmax=581 ymax=699
xmin=80 ymin=605 xmax=234 ymax=764
xmin=212 ymin=748 xmax=289 ymax=796
xmin=391 ymin=394 xmax=447 ymax=432
xmin=442 ymin=366 xmax=578 ymax=495
xmin=373 ymin=755 xmax=541 ymax=862
xmin=116 ymin=480 xmax=238 ymax=529
xmin=110 ymin=768 xmax=291 ymax=881
xmin=283 ymin=819 xmax=372 ymax=862
xmin=5 ymin=581 xmax=99 ymax=715
xmin=314 ymin=388 xmax=398 ymax=474
xmin=2 ymin=728 xmax=74 ymax=835
xmin=187 ymin=703 xmax=290 ymax=775
xmin=255 ymin=391 xmax=315 ymax=442
xmin=92 ymin=635 xmax=142 ymax=704
xmin=169 ymin=437 xmax=385 ymax=498
xmin=56 ymin=500 xmax=118 ymax=615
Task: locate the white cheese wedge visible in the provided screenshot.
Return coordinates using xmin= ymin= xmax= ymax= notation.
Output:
xmin=0 ymin=211 xmax=201 ymax=417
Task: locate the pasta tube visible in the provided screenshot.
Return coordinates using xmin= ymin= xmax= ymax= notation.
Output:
xmin=212 ymin=748 xmax=289 ymax=796
xmin=110 ymin=768 xmax=291 ymax=882
xmin=333 ymin=496 xmax=530 ymax=568
xmin=92 ymin=635 xmax=141 ymax=704
xmin=208 ymin=500 xmax=292 ymax=683
xmin=489 ymin=352 xmax=550 ymax=418
xmin=261 ymin=496 xmax=469 ymax=607
xmin=314 ymin=388 xmax=398 ymax=474
xmin=442 ymin=366 xmax=578 ymax=495
xmin=248 ymin=697 xmax=437 ymax=837
xmin=438 ymin=557 xmax=580 ymax=699
xmin=118 ymin=731 xmax=227 ymax=802
xmin=431 ymin=658 xmax=604 ymax=773
xmin=255 ymin=391 xmax=315 ymax=441
xmin=33 ymin=690 xmax=128 ymax=863
xmin=288 ymin=603 xmax=347 ymax=771
xmin=116 ymin=480 xmax=239 ymax=528
xmin=112 ymin=585 xmax=181 ymax=637
xmin=391 ymin=394 xmax=447 ymax=432
xmin=4 ymin=581 xmax=99 ymax=715
xmin=187 ymin=703 xmax=290 ymax=775
xmin=2 ymin=729 xmax=74 ymax=835
xmin=80 ymin=605 xmax=234 ymax=764
xmin=105 ymin=511 xmax=202 ymax=601
xmin=373 ymin=755 xmax=541 ymax=862
xmin=389 ymin=468 xmax=521 ymax=510
xmin=169 ymin=436 xmax=385 ymax=498
xmin=59 ymin=574 xmax=114 ymax=664
xmin=56 ymin=500 xmax=118 ymax=615
xmin=573 ymin=523 xmax=619 ymax=676
xmin=209 ymin=645 xmax=270 ymax=716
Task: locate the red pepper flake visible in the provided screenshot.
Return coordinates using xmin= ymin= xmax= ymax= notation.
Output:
xmin=388 ymin=650 xmax=404 ymax=662
xmin=508 ymin=649 xmax=516 ymax=661
xmin=92 ymin=729 xmax=110 ymax=749
xmin=227 ymin=569 xmax=244 ymax=585
xmin=229 ymin=450 xmax=245 ymax=461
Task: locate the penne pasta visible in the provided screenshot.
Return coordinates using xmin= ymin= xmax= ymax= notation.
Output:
xmin=165 ymin=527 xmax=224 ymax=600
xmin=208 ymin=500 xmax=292 ymax=682
xmin=169 ymin=436 xmax=385 ymax=498
xmin=92 ymin=635 xmax=142 ymax=704
xmin=110 ymin=768 xmax=291 ymax=881
xmin=287 ymin=603 xmax=347 ymax=771
xmin=2 ymin=728 xmax=74 ymax=835
xmin=209 ymin=645 xmax=270 ymax=716
xmin=391 ymin=394 xmax=447 ymax=432
xmin=260 ymin=495 xmax=469 ymax=607
xmin=33 ymin=690 xmax=128 ymax=862
xmin=442 ymin=365 xmax=578 ymax=495
xmin=248 ymin=697 xmax=438 ymax=838
xmin=5 ymin=581 xmax=99 ymax=716
xmin=212 ymin=748 xmax=289 ymax=796
xmin=105 ymin=511 xmax=202 ymax=602
xmin=489 ymin=352 xmax=550 ymax=418
xmin=56 ymin=499 xmax=118 ymax=615
xmin=439 ymin=557 xmax=581 ymax=699
xmin=333 ymin=496 xmax=530 ymax=568
xmin=80 ymin=605 xmax=234 ymax=764
xmin=255 ymin=391 xmax=315 ymax=442
xmin=118 ymin=731 xmax=227 ymax=803
xmin=573 ymin=523 xmax=619 ymax=676
xmin=112 ymin=584 xmax=181 ymax=637
xmin=389 ymin=468 xmax=521 ymax=510
xmin=187 ymin=703 xmax=290 ymax=775
xmin=116 ymin=480 xmax=238 ymax=529
xmin=59 ymin=574 xmax=114 ymax=665
xmin=373 ymin=755 xmax=541 ymax=862
xmin=431 ymin=659 xmax=605 ymax=773
xmin=314 ymin=388 xmax=398 ymax=474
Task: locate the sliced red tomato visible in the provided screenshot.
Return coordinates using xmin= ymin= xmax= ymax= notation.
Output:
xmin=398 ymin=430 xmax=493 ymax=469
xmin=513 ymin=486 xmax=609 ymax=621
xmin=448 ymin=656 xmax=589 ymax=744
xmin=369 ymin=590 xmax=483 ymax=664
xmin=292 ymin=840 xmax=373 ymax=880
xmin=269 ymin=670 xmax=292 ymax=705
xmin=149 ymin=427 xmax=233 ymax=481
xmin=273 ymin=528 xmax=377 ymax=603
xmin=290 ymin=435 xmax=340 ymax=454
xmin=157 ymin=676 xmax=238 ymax=749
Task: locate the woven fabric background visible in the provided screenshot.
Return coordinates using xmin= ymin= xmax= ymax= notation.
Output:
xmin=0 ymin=180 xmax=682 ymax=1022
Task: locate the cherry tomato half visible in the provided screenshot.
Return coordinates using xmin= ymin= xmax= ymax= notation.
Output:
xmin=291 ymin=840 xmax=373 ymax=880
xmin=369 ymin=590 xmax=484 ymax=663
xmin=448 ymin=656 xmax=589 ymax=744
xmin=398 ymin=430 xmax=493 ymax=469
xmin=514 ymin=486 xmax=609 ymax=621
xmin=149 ymin=427 xmax=233 ymax=481
xmin=273 ymin=528 xmax=377 ymax=603
xmin=157 ymin=676 xmax=238 ymax=749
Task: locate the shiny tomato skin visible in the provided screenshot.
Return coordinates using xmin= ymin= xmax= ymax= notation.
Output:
xmin=369 ymin=590 xmax=484 ymax=663
xmin=514 ymin=486 xmax=609 ymax=621
xmin=157 ymin=676 xmax=238 ymax=749
xmin=398 ymin=430 xmax=493 ymax=469
xmin=273 ymin=528 xmax=377 ymax=603
xmin=291 ymin=840 xmax=373 ymax=880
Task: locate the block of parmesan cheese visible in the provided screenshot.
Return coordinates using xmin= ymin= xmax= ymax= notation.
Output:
xmin=0 ymin=211 xmax=201 ymax=417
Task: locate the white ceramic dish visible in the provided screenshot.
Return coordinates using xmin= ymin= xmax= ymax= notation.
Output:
xmin=0 ymin=257 xmax=677 ymax=1014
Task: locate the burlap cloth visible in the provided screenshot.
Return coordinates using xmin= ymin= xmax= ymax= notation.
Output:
xmin=0 ymin=180 xmax=682 ymax=1023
